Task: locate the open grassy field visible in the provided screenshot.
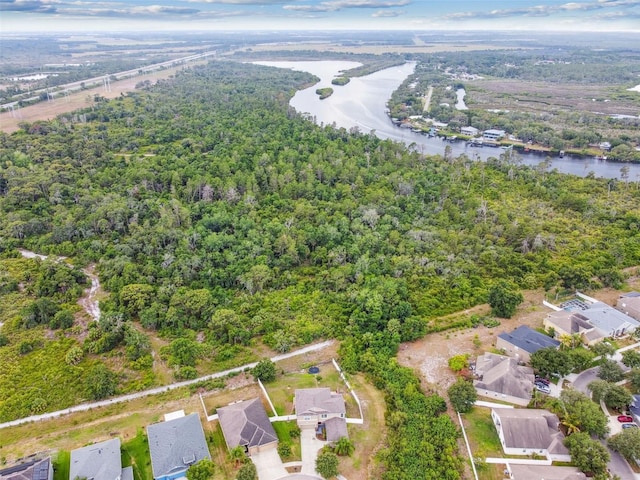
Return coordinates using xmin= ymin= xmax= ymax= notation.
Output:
xmin=467 ymin=79 xmax=640 ymax=117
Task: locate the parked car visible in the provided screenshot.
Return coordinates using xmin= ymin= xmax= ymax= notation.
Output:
xmin=535 ymin=376 xmax=550 ymax=386
xmin=622 ymin=423 xmax=638 ymax=429
xmin=535 ymin=384 xmax=551 ymax=394
xmin=617 ymin=415 xmax=634 ymax=423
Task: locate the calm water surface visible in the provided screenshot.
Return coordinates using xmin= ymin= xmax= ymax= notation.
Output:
xmin=257 ymin=61 xmax=639 ymax=180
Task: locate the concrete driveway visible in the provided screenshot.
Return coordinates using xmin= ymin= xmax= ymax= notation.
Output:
xmin=251 ymin=448 xmax=288 ymax=480
xmin=300 ymin=427 xmax=328 ymax=476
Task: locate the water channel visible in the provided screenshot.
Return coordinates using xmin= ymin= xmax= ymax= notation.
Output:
xmin=257 ymin=60 xmax=640 ymax=180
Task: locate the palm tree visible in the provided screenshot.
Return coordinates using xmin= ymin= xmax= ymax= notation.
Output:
xmin=229 ymin=446 xmax=246 ymax=467
xmin=333 ymin=437 xmax=355 ymax=456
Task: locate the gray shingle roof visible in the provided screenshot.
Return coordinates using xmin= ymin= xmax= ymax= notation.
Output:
xmin=69 ymin=438 xmax=121 ymax=480
xmin=498 ymin=326 xmax=560 ymax=354
xmin=217 ymin=398 xmax=277 ymax=450
xmin=324 ymin=417 xmax=348 ymax=442
xmin=474 ymin=353 xmax=534 ymax=400
xmin=295 ymin=388 xmax=346 ymax=416
xmin=0 ymin=458 xmax=52 ymax=480
xmin=580 ymin=302 xmax=640 ymax=334
xmin=147 ymin=413 xmax=211 ymax=479
xmin=493 ymin=408 xmax=568 ymax=455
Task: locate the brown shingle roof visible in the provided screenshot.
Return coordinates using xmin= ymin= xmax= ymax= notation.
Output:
xmin=295 ymin=388 xmax=346 ymax=416
xmin=217 ymin=398 xmax=277 ymax=450
xmin=474 ymin=353 xmax=534 ymax=400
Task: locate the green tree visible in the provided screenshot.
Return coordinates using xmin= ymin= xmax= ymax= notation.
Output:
xmin=447 ymin=378 xmax=477 ymax=413
xmin=120 ymin=283 xmax=155 ymax=318
xmin=530 ymin=347 xmax=573 ymax=378
xmin=448 ymin=354 xmax=469 ymax=372
xmin=587 ymin=379 xmax=611 ymax=403
xmin=487 ymin=280 xmax=523 ymax=318
xmin=564 ymin=432 xmax=609 ymax=477
xmin=629 ymin=368 xmax=640 ymax=390
xmin=236 ymin=462 xmax=257 ymax=480
xmin=169 ymin=338 xmax=200 ymax=367
xmin=315 ymin=450 xmax=339 ymax=479
xmin=591 ymin=342 xmax=615 ymax=358
xmin=333 ymin=437 xmax=355 ymax=456
xmin=228 ymin=446 xmax=247 ymax=467
xmin=598 ymin=359 xmax=624 ymax=382
xmin=559 ymin=389 xmax=609 ymax=437
xmin=50 ymin=309 xmax=74 ymax=329
xmin=608 ymin=428 xmax=640 ymax=461
xmin=568 ymin=348 xmax=595 ymax=372
xmin=85 ymin=364 xmax=118 ymax=400
xmin=622 ymin=350 xmax=640 ymax=369
xmin=604 ymin=384 xmax=633 ymax=411
xmin=186 ymin=459 xmax=215 ymax=480
xmin=252 ymin=359 xmax=277 ymax=383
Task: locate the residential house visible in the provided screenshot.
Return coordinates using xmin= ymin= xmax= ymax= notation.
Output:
xmin=0 ymin=458 xmax=53 ymax=480
xmin=543 ymin=310 xmax=606 ymax=346
xmin=473 ymin=353 xmax=534 ymax=406
xmin=217 ymin=398 xmax=278 ymax=456
xmin=69 ymin=438 xmax=132 ymax=480
xmin=460 ymin=126 xmax=479 ymax=136
xmin=295 ymin=388 xmax=346 ymax=433
xmin=491 ymin=408 xmax=571 ymax=461
xmin=147 ymin=412 xmax=211 ymax=480
xmin=617 ymin=292 xmax=640 ymax=322
xmin=496 ymin=326 xmax=560 ymax=363
xmin=577 ymin=301 xmax=640 ymax=338
xmin=323 ymin=416 xmax=349 ymax=442
xmin=482 ymin=129 xmax=506 ymax=141
xmin=507 ymin=465 xmax=586 ymax=480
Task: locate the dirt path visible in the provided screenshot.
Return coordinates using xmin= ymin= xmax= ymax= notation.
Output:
xmin=423 ymin=85 xmax=433 ymax=112
xmin=18 ymin=249 xmax=103 ymax=322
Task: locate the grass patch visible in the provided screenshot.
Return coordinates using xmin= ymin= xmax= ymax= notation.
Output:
xmin=207 ymin=423 xmax=237 ymax=480
xmin=461 ymin=407 xmax=503 ymax=458
xmin=121 ymin=429 xmax=153 ymax=480
xmin=52 ymin=450 xmax=70 ymax=480
xmin=272 ymin=421 xmax=301 ymax=461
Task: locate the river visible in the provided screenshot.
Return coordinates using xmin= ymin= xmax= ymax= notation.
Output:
xmin=257 ymin=60 xmax=640 ymax=180
xmin=18 ymin=249 xmax=101 ymax=321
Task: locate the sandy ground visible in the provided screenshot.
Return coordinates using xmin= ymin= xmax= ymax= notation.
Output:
xmin=398 ymin=276 xmax=640 ymax=398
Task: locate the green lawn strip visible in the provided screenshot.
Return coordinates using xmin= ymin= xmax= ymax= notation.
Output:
xmin=207 ymin=423 xmax=236 ymax=480
xmin=121 ymin=429 xmax=153 ymax=480
xmin=461 ymin=407 xmax=503 ymax=458
xmin=272 ymin=421 xmax=301 ymax=461
xmin=52 ymin=450 xmax=70 ymax=480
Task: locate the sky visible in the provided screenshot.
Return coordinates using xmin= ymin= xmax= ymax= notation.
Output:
xmin=1 ymin=0 xmax=639 ymax=33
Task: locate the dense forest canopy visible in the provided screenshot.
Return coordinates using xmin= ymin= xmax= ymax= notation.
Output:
xmin=1 ymin=59 xmax=640 ymax=478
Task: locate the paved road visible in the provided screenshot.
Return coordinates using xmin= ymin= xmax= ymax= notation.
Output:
xmin=0 ymin=340 xmax=335 ymax=429
xmin=569 ymin=357 xmax=639 ymax=480
xmin=572 ymin=366 xmax=600 ymax=395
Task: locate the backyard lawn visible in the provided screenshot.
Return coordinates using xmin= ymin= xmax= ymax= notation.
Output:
xmin=461 ymin=407 xmax=503 ymax=459
xmin=264 ymin=363 xmax=360 ymax=418
xmin=121 ymin=429 xmax=153 ymax=480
